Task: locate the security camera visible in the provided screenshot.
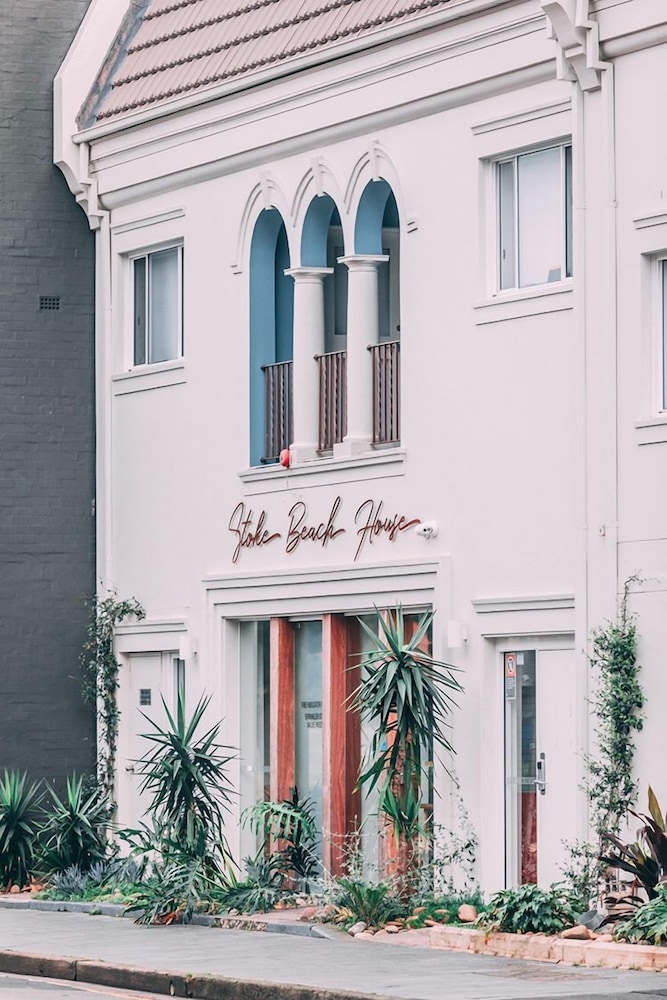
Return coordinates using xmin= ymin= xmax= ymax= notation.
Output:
xmin=414 ymin=521 xmax=438 ymax=539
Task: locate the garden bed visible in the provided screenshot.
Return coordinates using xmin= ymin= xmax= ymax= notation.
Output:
xmin=354 ymin=923 xmax=667 ymax=971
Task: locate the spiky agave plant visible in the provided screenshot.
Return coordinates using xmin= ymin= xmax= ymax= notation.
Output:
xmin=0 ymin=770 xmax=42 ymax=888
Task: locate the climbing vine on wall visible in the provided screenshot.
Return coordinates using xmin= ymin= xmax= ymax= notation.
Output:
xmin=80 ymin=594 xmax=145 ymax=804
xmin=561 ymin=577 xmax=644 ymax=904
xmin=586 ymin=575 xmax=644 ymax=839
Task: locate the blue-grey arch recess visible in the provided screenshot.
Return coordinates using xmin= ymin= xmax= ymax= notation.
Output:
xmin=301 ymin=195 xmax=340 ymax=267
xmin=249 ymin=209 xmax=293 ymax=466
xmin=355 ymin=180 xmax=397 ymax=253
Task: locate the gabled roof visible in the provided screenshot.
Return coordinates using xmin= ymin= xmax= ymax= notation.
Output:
xmin=87 ymin=0 xmax=453 ymax=126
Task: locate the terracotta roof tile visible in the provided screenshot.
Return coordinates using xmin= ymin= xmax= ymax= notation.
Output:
xmin=91 ymin=0 xmax=452 ymax=123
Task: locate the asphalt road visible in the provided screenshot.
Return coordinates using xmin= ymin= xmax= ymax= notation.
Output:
xmin=2 ymin=973 xmax=667 ymax=1000
xmin=0 ymin=975 xmax=163 ymax=1000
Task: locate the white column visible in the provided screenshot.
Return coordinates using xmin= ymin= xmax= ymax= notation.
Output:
xmin=336 ymin=254 xmax=388 ymax=457
xmin=285 ymin=267 xmax=332 ymax=464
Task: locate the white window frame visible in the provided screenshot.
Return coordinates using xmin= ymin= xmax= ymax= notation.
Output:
xmin=654 ymin=255 xmax=667 ymax=414
xmin=130 ymin=243 xmax=184 ymax=368
xmin=495 ymin=142 xmax=573 ymax=294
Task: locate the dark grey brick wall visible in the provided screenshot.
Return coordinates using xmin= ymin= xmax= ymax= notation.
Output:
xmin=0 ymin=1 xmax=96 ymax=783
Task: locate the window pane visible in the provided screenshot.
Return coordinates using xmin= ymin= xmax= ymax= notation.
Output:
xmin=294 ymin=620 xmax=323 ymax=856
xmin=133 ymin=257 xmax=146 ymax=365
xmin=517 ymin=147 xmax=562 ymax=287
xmin=498 ymin=160 xmax=516 ymax=290
xmin=149 ymin=247 xmax=181 ymax=363
xmin=663 ymin=261 xmax=667 ymax=410
xmin=565 ymin=145 xmax=573 ymax=278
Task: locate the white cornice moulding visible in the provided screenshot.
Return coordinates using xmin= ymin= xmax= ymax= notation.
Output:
xmin=472 ymin=594 xmax=576 ymax=613
xmin=93 ymin=64 xmax=554 ymax=211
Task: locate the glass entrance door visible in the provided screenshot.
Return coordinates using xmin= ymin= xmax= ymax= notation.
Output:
xmin=504 ymin=647 xmax=579 ymax=886
xmin=294 ymin=620 xmax=323 ymax=852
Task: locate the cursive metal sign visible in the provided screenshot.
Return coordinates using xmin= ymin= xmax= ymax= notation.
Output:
xmin=228 ymin=497 xmax=420 ymax=564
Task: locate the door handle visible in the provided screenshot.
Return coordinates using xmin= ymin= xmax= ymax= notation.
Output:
xmin=534 ymin=752 xmax=546 ymax=795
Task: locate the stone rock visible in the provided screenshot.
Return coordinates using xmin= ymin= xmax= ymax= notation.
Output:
xmin=355 ymin=931 xmax=376 ymax=940
xmin=593 ymin=932 xmax=614 ymax=942
xmin=348 ymin=921 xmax=368 ymax=936
xmin=562 ymin=924 xmax=592 ymax=940
xmin=457 ymin=904 xmax=478 ymax=923
xmin=413 ymin=906 xmax=427 ymax=915
xmin=315 ymin=905 xmax=336 ymax=920
xmin=9 ymin=885 xmax=20 ymax=895
xmin=385 ymin=924 xmax=400 ymax=934
xmin=299 ymin=906 xmax=318 ymax=921
xmin=424 ymin=918 xmax=436 ymax=927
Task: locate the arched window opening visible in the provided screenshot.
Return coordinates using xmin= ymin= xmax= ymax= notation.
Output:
xmin=352 ymin=182 xmax=401 ymax=447
xmin=249 ymin=210 xmax=293 ymax=466
xmin=298 ymin=196 xmax=346 ymax=455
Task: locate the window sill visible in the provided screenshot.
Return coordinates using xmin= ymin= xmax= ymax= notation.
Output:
xmin=635 ymin=416 xmax=667 ymax=446
xmin=474 ymin=281 xmax=573 ymax=325
xmin=112 ymin=360 xmax=187 ymax=395
xmin=238 ymin=447 xmax=406 ymax=494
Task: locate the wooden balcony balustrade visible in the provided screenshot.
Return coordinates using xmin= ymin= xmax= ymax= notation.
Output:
xmin=369 ymin=339 xmax=400 ymax=445
xmin=261 ymin=359 xmax=293 ymax=463
xmin=317 ymin=350 xmax=347 ymax=452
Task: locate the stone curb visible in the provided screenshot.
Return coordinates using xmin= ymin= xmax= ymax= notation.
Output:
xmin=0 ymin=951 xmax=391 ymax=1000
xmin=0 ymin=898 xmax=317 ymax=936
xmin=425 ymin=926 xmax=667 ymax=971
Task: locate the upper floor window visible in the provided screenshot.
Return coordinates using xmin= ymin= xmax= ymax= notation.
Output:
xmin=661 ymin=259 xmax=667 ymax=411
xmin=497 ymin=144 xmax=572 ymax=291
xmin=133 ymin=245 xmax=183 ymax=366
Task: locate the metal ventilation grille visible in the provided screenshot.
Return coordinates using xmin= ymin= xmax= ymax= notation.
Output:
xmin=39 ymin=296 xmax=61 ymax=311
xmin=139 ymin=688 xmax=152 ymax=706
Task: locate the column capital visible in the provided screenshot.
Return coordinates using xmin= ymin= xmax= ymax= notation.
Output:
xmin=284 ymin=266 xmax=333 ymax=283
xmin=337 ymin=254 xmax=389 ymax=271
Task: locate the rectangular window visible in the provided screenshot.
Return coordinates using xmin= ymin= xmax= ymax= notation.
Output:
xmin=662 ymin=260 xmax=667 ymax=411
xmin=498 ymin=145 xmax=572 ymax=291
xmin=133 ymin=246 xmax=183 ymax=365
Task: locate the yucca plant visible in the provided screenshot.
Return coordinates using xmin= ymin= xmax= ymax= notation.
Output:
xmin=0 ymin=770 xmax=42 ymax=889
xmin=37 ymin=775 xmax=110 ymax=875
xmin=350 ymin=607 xmax=462 ymax=891
xmin=135 ymin=692 xmax=235 ymax=875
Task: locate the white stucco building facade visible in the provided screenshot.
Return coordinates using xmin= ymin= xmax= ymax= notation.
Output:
xmin=55 ymin=0 xmax=667 ymax=893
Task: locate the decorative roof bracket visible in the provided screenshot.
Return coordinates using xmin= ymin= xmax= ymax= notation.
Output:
xmin=540 ymin=0 xmax=609 ymax=91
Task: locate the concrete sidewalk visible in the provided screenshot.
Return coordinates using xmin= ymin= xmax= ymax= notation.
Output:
xmin=0 ymin=906 xmax=665 ymax=1000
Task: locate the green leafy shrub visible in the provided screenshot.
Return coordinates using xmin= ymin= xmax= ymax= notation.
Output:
xmin=242 ymin=789 xmax=319 ymax=890
xmin=408 ymin=889 xmax=485 ymax=927
xmin=333 ymin=878 xmax=406 ymax=928
xmin=478 ymin=883 xmax=578 ymax=935
xmin=0 ymin=770 xmax=42 ymax=888
xmin=125 ymin=845 xmax=216 ymax=925
xmin=614 ymin=884 xmax=667 ymax=944
xmin=37 ymin=775 xmax=110 ymax=874
xmin=216 ymin=852 xmax=285 ymax=915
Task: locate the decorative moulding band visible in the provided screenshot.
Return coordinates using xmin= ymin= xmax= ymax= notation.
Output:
xmin=472 ymin=594 xmax=575 ymax=614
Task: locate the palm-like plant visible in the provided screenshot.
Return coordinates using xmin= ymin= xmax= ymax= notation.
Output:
xmin=350 ymin=608 xmax=462 ymax=888
xmin=135 ymin=692 xmax=235 ymax=870
xmin=37 ymin=775 xmax=110 ymax=874
xmin=0 ymin=770 xmax=42 ymax=888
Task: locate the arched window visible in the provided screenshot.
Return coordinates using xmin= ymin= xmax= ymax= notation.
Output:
xmin=249 ymin=210 xmax=293 ymax=466
xmin=351 ymin=182 xmax=401 ymax=446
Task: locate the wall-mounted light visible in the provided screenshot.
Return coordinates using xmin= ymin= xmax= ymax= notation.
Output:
xmin=414 ymin=520 xmax=438 ymax=539
xmin=446 ymin=620 xmax=468 ymax=649
xmin=179 ymin=635 xmax=197 ymax=660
